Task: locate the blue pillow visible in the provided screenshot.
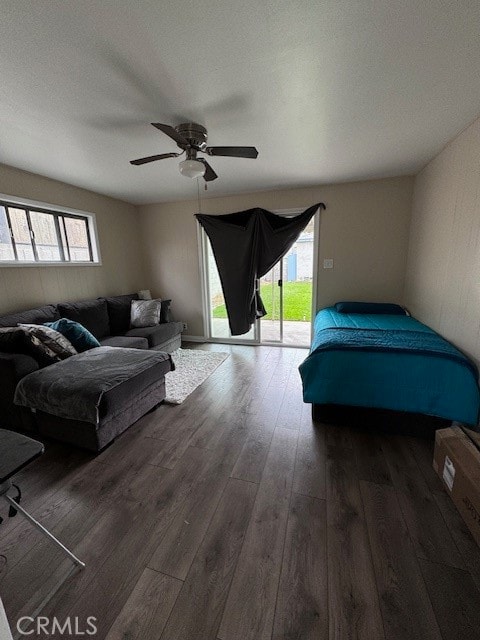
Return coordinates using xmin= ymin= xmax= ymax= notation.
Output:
xmin=335 ymin=301 xmax=408 ymax=316
xmin=44 ymin=318 xmax=100 ymax=352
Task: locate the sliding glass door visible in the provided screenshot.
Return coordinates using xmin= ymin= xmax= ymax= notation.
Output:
xmin=259 ymin=215 xmax=315 ymax=346
xmin=258 ymin=260 xmax=283 ymax=342
xmin=201 ymin=230 xmax=258 ymax=343
xmin=199 ymin=209 xmax=317 ymax=346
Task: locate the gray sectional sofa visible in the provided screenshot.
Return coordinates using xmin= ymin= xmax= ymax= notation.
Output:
xmin=0 ymin=294 xmax=183 ymax=451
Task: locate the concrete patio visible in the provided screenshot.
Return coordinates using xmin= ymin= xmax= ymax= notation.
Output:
xmin=211 ymin=318 xmax=311 ymax=346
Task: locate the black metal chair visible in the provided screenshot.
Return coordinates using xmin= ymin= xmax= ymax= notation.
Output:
xmin=0 ymin=429 xmax=85 ymax=568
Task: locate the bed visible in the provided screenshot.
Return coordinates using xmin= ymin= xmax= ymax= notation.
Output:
xmin=299 ymin=304 xmax=480 ymax=427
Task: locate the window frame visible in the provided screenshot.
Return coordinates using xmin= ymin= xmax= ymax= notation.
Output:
xmin=0 ymin=193 xmax=101 ymax=267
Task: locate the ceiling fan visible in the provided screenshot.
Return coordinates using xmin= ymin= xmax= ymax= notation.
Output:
xmin=130 ymin=122 xmax=258 ymax=181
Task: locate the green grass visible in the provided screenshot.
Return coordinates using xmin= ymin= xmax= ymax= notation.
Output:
xmin=212 ymin=281 xmax=312 ymax=321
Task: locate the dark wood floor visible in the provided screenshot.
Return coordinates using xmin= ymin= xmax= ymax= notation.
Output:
xmin=1 ymin=344 xmax=480 ymax=639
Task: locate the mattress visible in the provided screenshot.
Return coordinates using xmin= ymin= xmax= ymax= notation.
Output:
xmin=299 ymin=308 xmax=480 ymax=426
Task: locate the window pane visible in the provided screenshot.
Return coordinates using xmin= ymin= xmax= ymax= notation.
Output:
xmin=0 ymin=202 xmax=97 ymax=265
xmin=59 ymin=218 xmax=69 ymax=260
xmin=9 ymin=208 xmax=34 ymax=261
xmin=30 ymin=211 xmax=61 ymax=261
xmin=63 ymin=216 xmax=91 ymax=261
xmin=0 ymin=206 xmax=15 ymax=260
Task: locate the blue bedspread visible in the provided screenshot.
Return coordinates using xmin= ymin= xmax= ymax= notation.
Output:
xmin=312 ymin=328 xmax=478 ymax=377
xmin=299 ymin=308 xmax=480 ymax=426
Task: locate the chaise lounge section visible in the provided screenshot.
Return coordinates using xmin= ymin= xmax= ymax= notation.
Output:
xmin=15 ymin=346 xmax=173 ymax=452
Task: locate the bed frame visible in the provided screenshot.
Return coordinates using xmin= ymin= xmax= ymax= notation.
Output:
xmin=312 ymin=403 xmax=450 ymax=438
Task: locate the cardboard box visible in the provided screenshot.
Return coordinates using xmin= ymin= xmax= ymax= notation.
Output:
xmin=433 ymin=426 xmax=480 ymax=547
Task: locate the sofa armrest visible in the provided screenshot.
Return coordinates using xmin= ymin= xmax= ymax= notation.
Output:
xmin=0 ymin=352 xmax=39 ymax=384
xmin=0 ymin=353 xmax=39 ymax=432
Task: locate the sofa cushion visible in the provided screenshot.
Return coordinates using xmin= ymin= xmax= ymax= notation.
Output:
xmin=45 ymin=318 xmax=101 ymax=353
xmin=100 ymin=335 xmax=149 ymax=350
xmin=0 ymin=304 xmax=59 ymax=328
xmin=125 ymin=321 xmax=183 ymax=348
xmin=105 ymin=294 xmax=139 ymax=335
xmin=57 ymin=298 xmax=110 ymax=339
xmin=98 ymin=355 xmax=172 ymax=419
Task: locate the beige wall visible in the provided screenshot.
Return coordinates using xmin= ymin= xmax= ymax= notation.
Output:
xmin=138 ymin=176 xmax=413 ymax=336
xmin=0 ymin=164 xmax=146 ymax=314
xmin=404 ymin=116 xmax=480 ymax=366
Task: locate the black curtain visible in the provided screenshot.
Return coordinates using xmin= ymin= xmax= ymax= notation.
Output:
xmin=196 ymin=203 xmax=325 ymax=335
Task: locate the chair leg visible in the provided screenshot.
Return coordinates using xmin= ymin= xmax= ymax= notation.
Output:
xmin=3 ymin=494 xmax=85 ymax=569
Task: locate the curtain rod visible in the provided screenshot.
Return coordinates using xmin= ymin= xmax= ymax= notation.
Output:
xmin=193 ymin=202 xmax=326 ymax=216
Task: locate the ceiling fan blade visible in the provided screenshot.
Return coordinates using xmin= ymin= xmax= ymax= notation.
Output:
xmin=198 ymin=158 xmax=218 ymax=182
xmin=206 ymin=146 xmax=258 ymax=159
xmin=130 ymin=152 xmax=180 ymax=165
xmin=151 ymin=123 xmax=189 ymax=146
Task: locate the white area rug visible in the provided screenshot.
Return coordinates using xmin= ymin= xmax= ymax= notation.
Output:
xmin=164 ymin=348 xmax=229 ymax=405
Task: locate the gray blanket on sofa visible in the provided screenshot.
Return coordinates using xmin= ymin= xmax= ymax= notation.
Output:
xmin=14 ymin=346 xmax=173 ymax=425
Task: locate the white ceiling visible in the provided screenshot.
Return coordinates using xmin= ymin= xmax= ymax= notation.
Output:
xmin=1 ymin=1 xmax=480 ymax=205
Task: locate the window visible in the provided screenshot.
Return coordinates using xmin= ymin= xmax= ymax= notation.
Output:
xmin=0 ymin=196 xmax=99 ymax=265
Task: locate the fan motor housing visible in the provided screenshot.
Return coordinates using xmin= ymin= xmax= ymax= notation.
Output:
xmin=176 ymin=123 xmax=208 ymax=150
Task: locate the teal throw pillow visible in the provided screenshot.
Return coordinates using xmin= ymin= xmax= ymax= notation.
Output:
xmin=44 ymin=318 xmax=100 ymax=352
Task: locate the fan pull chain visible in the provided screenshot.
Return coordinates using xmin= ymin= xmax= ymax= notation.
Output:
xmin=197 ymin=178 xmax=202 ymax=213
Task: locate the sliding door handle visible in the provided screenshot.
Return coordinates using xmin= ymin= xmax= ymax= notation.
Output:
xmin=277 ymin=279 xmax=283 ymax=287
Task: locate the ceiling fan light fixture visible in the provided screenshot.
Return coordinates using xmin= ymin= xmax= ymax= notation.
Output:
xmin=178 ymin=159 xmax=205 ymax=179
xmin=131 ymin=122 xmax=258 ymax=182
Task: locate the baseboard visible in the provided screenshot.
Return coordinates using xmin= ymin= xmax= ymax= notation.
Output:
xmin=181 ymin=335 xmax=207 ymax=343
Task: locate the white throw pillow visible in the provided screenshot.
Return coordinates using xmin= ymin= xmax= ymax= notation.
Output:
xmin=130 ymin=299 xmax=161 ymax=328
